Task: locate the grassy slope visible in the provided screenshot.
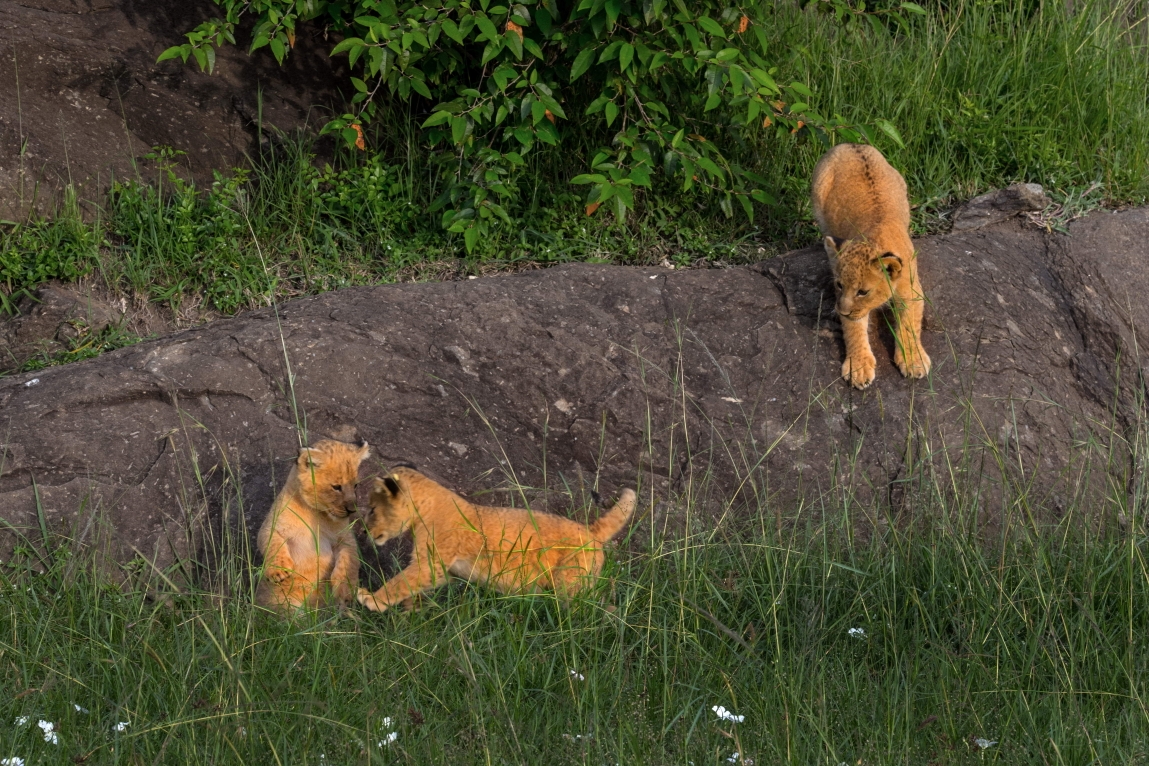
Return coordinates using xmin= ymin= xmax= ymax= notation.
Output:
xmin=3 ymin=500 xmax=1147 ymax=764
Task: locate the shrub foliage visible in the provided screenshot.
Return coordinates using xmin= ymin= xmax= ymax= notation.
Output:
xmin=161 ymin=0 xmax=918 ymax=249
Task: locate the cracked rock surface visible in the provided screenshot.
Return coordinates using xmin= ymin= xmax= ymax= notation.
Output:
xmin=3 ymin=211 xmax=1148 ymax=567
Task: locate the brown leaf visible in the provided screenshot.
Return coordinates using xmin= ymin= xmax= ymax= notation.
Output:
xmin=544 ymin=109 xmax=555 ymax=123
xmin=585 ymin=201 xmax=601 ymax=216
xmin=506 ymin=20 xmax=524 ymax=41
xmin=762 ymin=116 xmax=772 ymax=128
xmin=737 ymin=15 xmax=750 ymax=33
xmin=351 ymin=123 xmax=366 ymax=151
xmin=287 ymin=30 xmax=296 ymax=48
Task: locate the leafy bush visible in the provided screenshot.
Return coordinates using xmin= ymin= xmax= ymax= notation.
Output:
xmin=0 ymin=189 xmax=98 ymax=313
xmin=161 ymin=0 xmax=919 ymax=250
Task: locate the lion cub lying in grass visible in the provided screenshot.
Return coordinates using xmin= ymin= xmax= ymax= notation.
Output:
xmin=256 ymin=439 xmax=370 ymax=614
xmin=357 ymin=467 xmax=637 ymax=613
xmin=811 ymin=143 xmax=930 ymax=389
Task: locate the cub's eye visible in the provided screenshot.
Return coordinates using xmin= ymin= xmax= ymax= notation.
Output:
xmin=331 ymin=484 xmax=342 ymax=492
xmin=835 ymin=280 xmax=844 ymax=290
xmin=857 ymin=289 xmax=869 ymax=297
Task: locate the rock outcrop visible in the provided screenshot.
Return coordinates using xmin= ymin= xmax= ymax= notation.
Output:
xmin=3 ymin=210 xmax=1149 ymax=569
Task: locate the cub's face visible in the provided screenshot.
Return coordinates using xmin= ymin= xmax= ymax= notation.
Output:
xmin=296 ymin=440 xmax=370 ymax=519
xmin=364 ymin=476 xmax=409 ymax=545
xmin=825 ymin=237 xmax=903 ymax=320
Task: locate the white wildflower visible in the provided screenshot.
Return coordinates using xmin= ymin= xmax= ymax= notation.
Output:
xmin=37 ymin=720 xmax=58 ymax=745
xmin=974 ymin=738 xmax=998 ymax=750
xmin=562 ymin=733 xmax=592 ymax=742
xmin=381 ymin=717 xmax=393 ymax=729
xmin=848 ymin=627 xmax=866 ymax=638
xmin=72 ymin=704 xmax=89 ymax=714
xmin=377 ymin=731 xmax=399 ymax=747
xmin=13 ymin=717 xmax=29 ymax=728
xmin=113 ymin=721 xmax=130 ymax=733
xmin=1 ymin=757 xmax=25 ymax=766
xmin=712 ymin=705 xmax=745 ymax=724
xmin=569 ymin=669 xmax=585 ymax=681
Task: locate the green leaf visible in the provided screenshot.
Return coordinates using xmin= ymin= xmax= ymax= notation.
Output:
xmin=874 ymin=118 xmax=905 ymax=148
xmin=475 ymin=15 xmax=499 ymax=41
xmin=619 ymin=43 xmax=635 ymax=71
xmin=789 ymin=81 xmax=813 ymax=97
xmin=901 ymin=2 xmax=926 ymax=13
xmin=422 ymin=110 xmax=452 ymax=127
xmin=451 ymin=115 xmax=468 ymax=144
xmin=697 ymin=16 xmax=727 ymax=38
xmin=351 ymin=77 xmax=368 ymax=93
xmin=604 ymin=100 xmax=619 ymax=127
xmin=464 ymin=225 xmax=479 ymax=253
xmin=704 ymin=92 xmax=721 ymax=111
xmin=157 ymin=46 xmax=186 ymax=63
xmin=738 ymin=193 xmax=754 ymax=222
xmin=269 ymin=37 xmax=286 ymax=64
xmin=441 ymin=19 xmax=464 ymax=43
xmin=571 ymin=174 xmax=608 ymax=184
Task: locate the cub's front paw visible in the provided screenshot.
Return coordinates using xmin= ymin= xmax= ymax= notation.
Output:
xmin=357 ymin=587 xmax=388 ymax=613
xmin=842 ymin=353 xmax=877 ymax=389
xmin=895 ymin=345 xmax=931 ymax=379
xmin=332 ymin=582 xmax=355 ymax=607
xmin=264 ymin=567 xmax=291 ymax=584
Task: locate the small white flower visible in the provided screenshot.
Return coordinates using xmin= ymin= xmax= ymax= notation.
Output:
xmin=37 ymin=720 xmax=58 ymax=745
xmin=377 ymin=731 xmax=398 ymax=747
xmin=72 ymin=704 xmax=89 ymax=714
xmin=848 ymin=627 xmax=866 ymax=638
xmin=113 ymin=721 xmax=130 ymax=733
xmin=712 ymin=705 xmax=745 ymax=724
xmin=24 ymin=379 xmax=39 ymax=387
xmin=381 ymin=717 xmax=394 ymax=729
xmin=1 ymin=757 xmax=26 ymax=766
xmin=974 ymin=738 xmax=998 ymax=750
xmin=569 ymin=669 xmax=585 ymax=681
xmin=13 ymin=717 xmax=29 ymax=728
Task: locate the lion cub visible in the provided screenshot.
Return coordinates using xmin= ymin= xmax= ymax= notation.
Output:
xmin=256 ymin=439 xmax=370 ymax=614
xmin=811 ymin=143 xmax=930 ymax=389
xmin=356 ymin=467 xmax=637 ymax=613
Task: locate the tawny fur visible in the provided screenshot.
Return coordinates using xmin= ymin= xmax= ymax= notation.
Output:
xmin=256 ymin=439 xmax=370 ymax=614
xmin=357 ymin=467 xmax=638 ymax=613
xmin=811 ymin=143 xmax=930 ymax=389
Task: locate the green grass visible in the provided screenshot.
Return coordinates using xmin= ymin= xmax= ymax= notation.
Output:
xmin=3 ymin=432 xmax=1148 ymax=764
xmin=4 ymin=0 xmax=1149 ymax=320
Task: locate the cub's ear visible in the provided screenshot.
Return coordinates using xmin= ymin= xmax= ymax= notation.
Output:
xmin=823 ymin=236 xmax=845 ymax=257
xmin=876 ymin=252 xmax=903 ymax=280
xmin=357 ymin=442 xmax=371 ymax=461
xmin=378 ymin=476 xmax=401 ymax=497
xmin=298 ymin=447 xmax=324 ymax=469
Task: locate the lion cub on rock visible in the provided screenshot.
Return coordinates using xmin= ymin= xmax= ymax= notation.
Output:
xmin=811 ymin=143 xmax=930 ymax=389
xmin=357 ymin=467 xmax=637 ymax=613
xmin=256 ymin=439 xmax=370 ymax=614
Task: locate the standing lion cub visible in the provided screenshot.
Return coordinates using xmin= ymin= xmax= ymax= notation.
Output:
xmin=357 ymin=467 xmax=637 ymax=613
xmin=811 ymin=143 xmax=930 ymax=389
xmin=256 ymin=439 xmax=370 ymax=614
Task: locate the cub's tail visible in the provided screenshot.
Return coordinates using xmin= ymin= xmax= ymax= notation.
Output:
xmin=589 ymin=489 xmax=638 ymax=543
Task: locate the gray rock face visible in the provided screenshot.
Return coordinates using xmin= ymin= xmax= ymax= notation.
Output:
xmin=951 ymin=183 xmax=1052 ymax=231
xmin=2 ymin=210 xmax=1147 ymax=569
